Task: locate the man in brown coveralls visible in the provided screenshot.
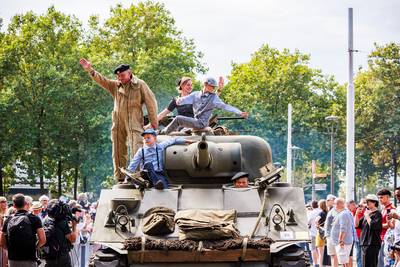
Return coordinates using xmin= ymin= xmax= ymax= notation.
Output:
xmin=79 ymin=58 xmax=158 ymax=182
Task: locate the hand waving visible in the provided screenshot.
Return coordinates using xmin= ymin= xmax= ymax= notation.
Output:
xmin=79 ymin=58 xmax=92 ymax=71
xmin=218 ymin=76 xmax=224 ymax=90
xmin=241 ymin=112 xmax=249 ymax=119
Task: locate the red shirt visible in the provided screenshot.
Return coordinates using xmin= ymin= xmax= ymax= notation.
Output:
xmin=352 ymin=209 xmax=364 ymax=238
xmin=381 ymin=202 xmax=396 ymax=241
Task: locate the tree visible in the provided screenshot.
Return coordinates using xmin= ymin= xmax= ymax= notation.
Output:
xmin=0 ymin=2 xmax=206 ymax=197
xmin=222 ymin=45 xmax=343 ymax=186
xmin=354 ymin=43 xmax=400 ymax=191
xmin=84 ymin=1 xmax=206 ymax=108
xmin=0 ymin=7 xmax=108 ymax=195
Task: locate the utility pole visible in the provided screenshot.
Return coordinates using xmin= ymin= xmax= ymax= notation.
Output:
xmin=361 ymin=174 xmax=365 ymax=199
xmin=311 ymin=160 xmax=316 ymax=201
xmin=326 ymin=115 xmax=338 ymax=195
xmin=346 ymin=7 xmax=355 ymax=201
xmin=287 ymin=104 xmax=292 ymax=184
xmin=292 ymin=145 xmax=302 ymax=186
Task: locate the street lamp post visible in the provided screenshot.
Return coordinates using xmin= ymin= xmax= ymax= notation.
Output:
xmin=291 ymin=145 xmax=302 ymax=186
xmin=325 ymin=115 xmax=339 ymax=195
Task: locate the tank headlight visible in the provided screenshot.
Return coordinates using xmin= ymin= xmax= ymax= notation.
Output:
xmin=117 ymin=215 xmax=129 ymax=226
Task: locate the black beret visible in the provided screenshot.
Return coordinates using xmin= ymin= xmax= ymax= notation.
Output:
xmin=114 ymin=64 xmax=130 ymax=74
xmin=231 ymin=172 xmax=249 ymax=181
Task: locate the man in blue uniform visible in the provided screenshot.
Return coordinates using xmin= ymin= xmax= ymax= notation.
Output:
xmin=127 ymin=129 xmax=193 ymax=189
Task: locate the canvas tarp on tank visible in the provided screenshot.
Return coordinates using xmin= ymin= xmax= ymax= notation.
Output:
xmin=175 ymin=209 xmax=240 ymax=240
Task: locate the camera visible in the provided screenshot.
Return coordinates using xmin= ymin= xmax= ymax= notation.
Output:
xmin=390 ymin=242 xmax=400 ymax=251
xmin=47 ymin=200 xmax=78 ymax=222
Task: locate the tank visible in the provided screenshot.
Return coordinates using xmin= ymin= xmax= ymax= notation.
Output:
xmin=91 ymin=125 xmax=310 ymax=267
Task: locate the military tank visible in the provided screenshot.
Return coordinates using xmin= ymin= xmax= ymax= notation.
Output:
xmin=91 ymin=119 xmax=310 ymax=267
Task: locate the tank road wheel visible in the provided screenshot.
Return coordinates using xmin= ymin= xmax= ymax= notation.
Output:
xmin=271 ymin=245 xmax=310 ymax=267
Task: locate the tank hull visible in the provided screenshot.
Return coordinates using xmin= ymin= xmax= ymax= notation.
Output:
xmin=91 ymin=135 xmax=310 ymax=266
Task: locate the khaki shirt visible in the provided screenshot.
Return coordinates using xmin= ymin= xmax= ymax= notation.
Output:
xmin=88 ymin=69 xmax=158 ymax=132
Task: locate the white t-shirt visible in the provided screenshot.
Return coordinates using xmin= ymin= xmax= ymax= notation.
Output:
xmin=308 ymin=208 xmax=321 ymax=237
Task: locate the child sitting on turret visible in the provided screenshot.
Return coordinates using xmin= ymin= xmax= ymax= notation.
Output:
xmin=161 ymin=77 xmax=248 ymax=134
xmin=126 ymin=128 xmax=193 ymax=189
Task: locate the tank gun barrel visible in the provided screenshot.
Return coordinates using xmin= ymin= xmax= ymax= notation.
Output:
xmin=196 ymin=140 xmax=211 ymax=169
xmin=215 ymin=116 xmax=245 ymax=120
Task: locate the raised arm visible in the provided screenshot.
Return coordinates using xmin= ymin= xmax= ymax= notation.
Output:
xmin=368 ymin=212 xmax=382 ymax=231
xmin=354 ymin=206 xmax=363 ymax=227
xmin=66 ymin=221 xmax=78 ymax=244
xmin=140 ymin=82 xmax=158 ymax=129
xmin=213 ymin=96 xmax=248 ymax=118
xmin=79 ymin=58 xmax=118 ymax=96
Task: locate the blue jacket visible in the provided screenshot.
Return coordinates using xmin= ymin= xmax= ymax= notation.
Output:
xmin=128 ymin=137 xmax=185 ymax=172
xmin=177 ymin=91 xmax=242 ymax=124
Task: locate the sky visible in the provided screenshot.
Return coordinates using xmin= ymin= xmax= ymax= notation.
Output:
xmin=1 ymin=0 xmax=399 ymax=84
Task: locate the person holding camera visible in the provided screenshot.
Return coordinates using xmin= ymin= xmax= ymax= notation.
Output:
xmin=354 ymin=194 xmax=382 ymax=267
xmin=42 ymin=199 xmax=78 ymax=267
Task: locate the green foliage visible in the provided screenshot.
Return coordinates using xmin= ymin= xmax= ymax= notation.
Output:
xmin=84 ymin=1 xmax=206 ymax=96
xmin=0 ymin=6 xmax=106 ymax=194
xmin=0 ymin=3 xmax=205 ymax=197
xmin=222 ymin=45 xmax=343 ymax=176
xmin=354 ymin=42 xmax=400 ymax=190
xmin=222 ymin=43 xmax=399 ymax=198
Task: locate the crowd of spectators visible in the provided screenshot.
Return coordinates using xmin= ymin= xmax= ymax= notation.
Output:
xmin=0 ymin=192 xmax=98 ymax=267
xmin=307 ymin=187 xmax=400 ymax=267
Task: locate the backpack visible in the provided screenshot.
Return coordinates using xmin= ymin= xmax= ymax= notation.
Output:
xmin=42 ymin=218 xmax=62 ymax=259
xmin=6 ymin=212 xmax=36 ymax=250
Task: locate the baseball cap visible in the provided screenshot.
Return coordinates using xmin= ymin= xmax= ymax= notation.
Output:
xmin=204 ymin=77 xmax=218 ymax=87
xmin=141 ymin=128 xmax=157 ymax=136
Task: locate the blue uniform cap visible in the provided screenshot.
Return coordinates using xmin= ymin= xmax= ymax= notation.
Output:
xmin=141 ymin=128 xmax=157 ymax=136
xmin=204 ymin=77 xmax=218 ymax=87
